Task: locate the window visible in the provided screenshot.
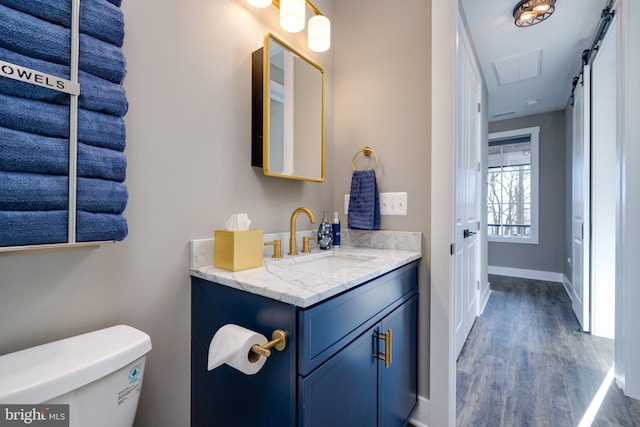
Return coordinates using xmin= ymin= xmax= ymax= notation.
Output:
xmin=487 ymin=126 xmax=539 ymax=244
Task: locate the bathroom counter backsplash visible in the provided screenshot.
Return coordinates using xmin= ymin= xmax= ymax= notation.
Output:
xmin=189 ymin=230 xmax=421 ymax=308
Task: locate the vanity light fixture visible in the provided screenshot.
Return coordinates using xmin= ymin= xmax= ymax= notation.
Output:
xmin=247 ymin=0 xmax=331 ymax=52
xmin=247 ymin=0 xmax=272 ymax=7
xmin=513 ymin=0 xmax=556 ymax=27
xmin=279 ymin=0 xmax=306 ymax=33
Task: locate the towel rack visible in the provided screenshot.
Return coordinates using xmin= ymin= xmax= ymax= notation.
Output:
xmin=352 ymin=146 xmax=379 ymax=171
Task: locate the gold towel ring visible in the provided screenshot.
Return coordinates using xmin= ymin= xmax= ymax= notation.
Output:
xmin=351 ymin=146 xmax=378 ymax=171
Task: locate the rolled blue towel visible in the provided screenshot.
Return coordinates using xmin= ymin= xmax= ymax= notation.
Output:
xmin=0 ymin=127 xmax=127 ymax=182
xmin=0 ymin=48 xmax=128 ymax=117
xmin=0 ymin=172 xmax=68 ymax=211
xmin=78 ymin=143 xmax=127 ymax=182
xmin=0 ymin=127 xmax=68 ymax=176
xmin=0 ymin=172 xmax=128 ymax=214
xmin=76 ymin=210 xmax=127 ymax=242
xmin=0 ymin=210 xmax=68 ymax=246
xmin=0 ymin=4 xmax=126 ymax=84
xmin=347 ymin=169 xmax=381 ymax=230
xmin=0 ymin=210 xmax=127 ymax=246
xmin=0 ymin=94 xmax=126 ymax=151
xmin=0 ymin=0 xmax=125 ymax=47
xmin=77 ymin=176 xmax=128 ymax=214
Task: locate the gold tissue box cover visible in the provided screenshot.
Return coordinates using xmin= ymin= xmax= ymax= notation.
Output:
xmin=214 ymin=230 xmax=264 ymax=271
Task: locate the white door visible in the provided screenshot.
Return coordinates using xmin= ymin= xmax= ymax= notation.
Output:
xmin=572 ymin=66 xmax=591 ymax=332
xmin=591 ymin=17 xmax=617 ymax=339
xmin=454 ymin=22 xmax=481 ymax=359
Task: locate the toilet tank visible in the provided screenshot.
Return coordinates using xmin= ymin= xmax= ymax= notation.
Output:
xmin=0 ymin=325 xmax=152 ymax=427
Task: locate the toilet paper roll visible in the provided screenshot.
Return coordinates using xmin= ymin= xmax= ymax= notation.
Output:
xmin=207 ymin=324 xmax=268 ymax=375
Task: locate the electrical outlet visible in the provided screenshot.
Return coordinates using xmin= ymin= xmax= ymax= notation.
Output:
xmin=344 ymin=192 xmax=408 ymax=216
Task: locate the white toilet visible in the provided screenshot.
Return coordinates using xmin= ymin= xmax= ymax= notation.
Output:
xmin=0 ymin=325 xmax=152 ymax=427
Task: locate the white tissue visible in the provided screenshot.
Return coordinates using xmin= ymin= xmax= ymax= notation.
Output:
xmin=224 ymin=213 xmax=252 ymax=231
xmin=207 ymin=324 xmax=268 ymax=375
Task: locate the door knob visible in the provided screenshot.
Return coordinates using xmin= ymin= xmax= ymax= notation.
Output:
xmin=463 ymin=229 xmax=477 ymax=239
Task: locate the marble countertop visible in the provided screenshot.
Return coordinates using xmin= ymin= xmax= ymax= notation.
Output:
xmin=190 ymin=231 xmax=421 ymax=308
xmin=190 ymin=247 xmax=420 ymax=307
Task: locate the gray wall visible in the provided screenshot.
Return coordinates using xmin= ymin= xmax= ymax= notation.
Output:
xmin=0 ymin=2 xmax=335 ymax=426
xmin=488 ymin=110 xmax=566 ymax=274
xmin=333 ymin=0 xmax=432 ymax=397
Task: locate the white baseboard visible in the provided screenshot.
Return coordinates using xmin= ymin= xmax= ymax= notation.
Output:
xmin=488 ymin=266 xmax=565 ymax=283
xmin=409 ymin=395 xmax=430 ymax=427
xmin=561 ymin=274 xmax=573 ymax=301
xmin=479 ymin=286 xmax=491 ymax=314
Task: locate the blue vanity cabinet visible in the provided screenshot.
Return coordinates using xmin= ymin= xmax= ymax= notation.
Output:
xmin=379 ymin=294 xmax=419 ymax=426
xmin=191 ymin=260 xmax=418 ymax=427
xmin=191 ymin=279 xmax=298 ymax=427
xmin=298 ymin=294 xmax=418 ymax=427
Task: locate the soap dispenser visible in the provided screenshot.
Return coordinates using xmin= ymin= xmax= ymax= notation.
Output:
xmin=317 ymin=211 xmax=333 ymax=250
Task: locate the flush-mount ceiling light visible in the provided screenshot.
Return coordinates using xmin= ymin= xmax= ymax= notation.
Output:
xmin=513 ymin=0 xmax=556 ymax=27
xmin=247 ymin=0 xmax=331 ymax=51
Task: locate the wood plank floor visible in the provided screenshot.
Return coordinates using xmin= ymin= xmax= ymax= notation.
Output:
xmin=456 ymin=274 xmax=640 ymax=426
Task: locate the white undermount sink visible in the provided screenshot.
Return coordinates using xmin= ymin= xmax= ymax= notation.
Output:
xmin=279 ymin=252 xmax=375 ymax=274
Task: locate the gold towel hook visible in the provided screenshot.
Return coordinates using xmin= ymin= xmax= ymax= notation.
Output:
xmin=351 ymin=146 xmax=379 ymax=171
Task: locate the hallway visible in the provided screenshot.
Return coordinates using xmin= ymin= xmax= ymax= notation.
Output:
xmin=456 ymin=275 xmax=640 ymax=426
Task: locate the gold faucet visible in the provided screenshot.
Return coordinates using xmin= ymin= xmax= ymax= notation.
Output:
xmin=289 ymin=207 xmax=316 ymax=256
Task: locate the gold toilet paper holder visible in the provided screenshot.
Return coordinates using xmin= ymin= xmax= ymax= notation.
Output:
xmin=250 ymin=329 xmax=287 ymax=358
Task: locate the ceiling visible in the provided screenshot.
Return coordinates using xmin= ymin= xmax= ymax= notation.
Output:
xmin=460 ymin=0 xmax=608 ymax=122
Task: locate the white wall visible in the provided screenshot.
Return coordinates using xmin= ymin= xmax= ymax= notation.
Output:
xmin=0 ymin=1 xmax=334 ymax=426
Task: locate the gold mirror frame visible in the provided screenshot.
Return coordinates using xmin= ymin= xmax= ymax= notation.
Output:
xmin=252 ymin=33 xmax=325 ymax=182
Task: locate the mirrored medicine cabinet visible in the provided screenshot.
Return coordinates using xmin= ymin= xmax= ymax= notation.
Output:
xmin=251 ymin=33 xmax=325 ymax=182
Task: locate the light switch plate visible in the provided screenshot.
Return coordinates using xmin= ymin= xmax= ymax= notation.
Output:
xmin=344 ymin=192 xmax=408 ymax=216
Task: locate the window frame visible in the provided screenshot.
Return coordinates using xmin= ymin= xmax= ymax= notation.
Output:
xmin=487 ymin=126 xmax=539 ymax=245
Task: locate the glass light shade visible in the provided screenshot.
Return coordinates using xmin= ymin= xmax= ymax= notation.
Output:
xmin=307 ymin=15 xmax=330 ymax=52
xmin=280 ymin=0 xmax=305 ymax=33
xmin=247 ymin=0 xmax=272 ymax=8
xmin=519 ymin=10 xmax=537 ymax=21
xmin=533 ymin=4 xmax=551 ymax=12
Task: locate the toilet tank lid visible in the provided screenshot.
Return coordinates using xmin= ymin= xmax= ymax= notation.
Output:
xmin=0 ymin=325 xmax=152 ymax=404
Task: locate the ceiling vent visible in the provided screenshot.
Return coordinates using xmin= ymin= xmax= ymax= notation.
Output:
xmin=494 ymin=50 xmax=542 ymax=85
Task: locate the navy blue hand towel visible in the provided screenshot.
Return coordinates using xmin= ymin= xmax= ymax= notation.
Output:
xmin=0 ymin=4 xmax=126 ymax=84
xmin=0 ymin=0 xmax=125 ymax=47
xmin=348 ymin=169 xmax=381 ymax=230
xmin=0 ymin=48 xmax=128 ymax=117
